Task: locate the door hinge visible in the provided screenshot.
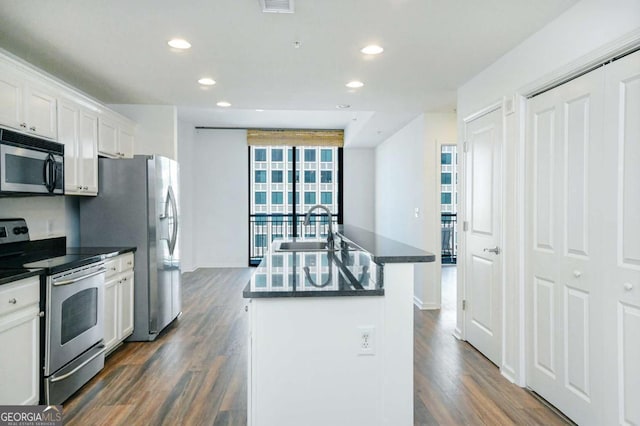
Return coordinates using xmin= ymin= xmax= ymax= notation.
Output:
xmin=463 ymin=141 xmax=468 ymax=153
xmin=462 ymin=300 xmax=467 ymax=310
xmin=463 ymin=221 xmax=469 ymax=232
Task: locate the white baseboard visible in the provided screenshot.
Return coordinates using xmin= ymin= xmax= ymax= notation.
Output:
xmin=413 ymin=295 xmax=440 ymax=310
xmin=500 ymin=367 xmax=518 ymax=385
xmin=452 ymin=327 xmax=463 ymax=340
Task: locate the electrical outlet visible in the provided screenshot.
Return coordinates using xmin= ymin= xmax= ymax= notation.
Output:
xmin=358 ymin=326 xmax=375 ymax=355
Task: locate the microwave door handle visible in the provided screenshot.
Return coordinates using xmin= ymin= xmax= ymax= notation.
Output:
xmin=50 ymin=156 xmax=58 ymax=192
xmin=42 ymin=156 xmax=51 ymax=192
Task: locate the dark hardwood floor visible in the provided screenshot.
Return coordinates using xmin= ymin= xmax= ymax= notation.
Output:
xmin=63 ymin=267 xmax=568 ymax=425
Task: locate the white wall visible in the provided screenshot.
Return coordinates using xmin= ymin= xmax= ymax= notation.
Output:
xmin=457 ymin=0 xmax=640 ymax=385
xmin=343 ymin=148 xmax=375 ymax=231
xmin=192 ymin=129 xmax=249 ymax=267
xmin=110 ymin=104 xmax=178 ymax=160
xmin=0 ymin=196 xmax=79 ymax=245
xmin=177 ymin=119 xmax=196 ymax=272
xmin=375 ymin=113 xmax=457 ymax=310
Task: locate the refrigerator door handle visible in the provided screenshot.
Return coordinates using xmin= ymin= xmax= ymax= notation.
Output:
xmin=168 ymin=185 xmax=178 ymax=256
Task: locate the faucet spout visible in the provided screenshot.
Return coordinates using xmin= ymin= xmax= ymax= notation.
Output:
xmin=304 ymin=204 xmax=334 ymax=248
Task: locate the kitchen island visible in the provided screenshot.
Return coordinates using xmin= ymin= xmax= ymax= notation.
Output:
xmin=243 ymin=226 xmax=435 ymax=426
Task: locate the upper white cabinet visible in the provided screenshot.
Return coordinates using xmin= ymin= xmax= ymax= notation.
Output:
xmin=58 ymin=96 xmax=99 ymax=195
xmin=0 ymin=52 xmax=136 ymax=166
xmin=98 ymin=111 xmax=135 ymax=159
xmin=0 ymin=61 xmax=57 ymax=140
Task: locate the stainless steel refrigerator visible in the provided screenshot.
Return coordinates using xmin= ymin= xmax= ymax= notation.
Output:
xmin=80 ymin=155 xmax=181 ymax=341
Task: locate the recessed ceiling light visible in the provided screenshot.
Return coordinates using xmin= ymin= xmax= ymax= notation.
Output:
xmin=346 ymin=81 xmax=364 ymax=89
xmin=198 ymin=78 xmax=216 ymax=86
xmin=336 ymin=104 xmax=351 ymax=109
xmin=361 ymin=45 xmax=384 ymax=55
xmin=168 ymin=39 xmax=191 ymax=49
xmin=217 ymin=101 xmax=231 ymax=107
xmin=256 ymin=109 xmax=265 ymax=112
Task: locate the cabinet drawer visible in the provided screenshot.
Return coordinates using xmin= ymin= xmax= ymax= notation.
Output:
xmin=0 ymin=277 xmax=39 ymax=317
xmin=105 ymin=258 xmax=120 ymax=278
xmin=120 ymin=253 xmax=134 ymax=271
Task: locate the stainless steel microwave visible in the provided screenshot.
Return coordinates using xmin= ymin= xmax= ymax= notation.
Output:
xmin=0 ymin=127 xmax=64 ymax=195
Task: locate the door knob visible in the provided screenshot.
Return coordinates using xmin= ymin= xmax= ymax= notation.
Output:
xmin=483 ymin=246 xmax=501 ymax=255
xmin=573 ymin=270 xmax=582 ymax=278
xmin=624 ymin=282 xmax=634 ymax=291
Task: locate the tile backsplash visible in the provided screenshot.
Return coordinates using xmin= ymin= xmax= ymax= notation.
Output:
xmin=0 ymin=196 xmax=79 ymax=245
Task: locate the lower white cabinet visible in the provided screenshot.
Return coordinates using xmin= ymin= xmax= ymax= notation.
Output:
xmin=0 ymin=276 xmax=40 ymax=405
xmin=103 ymin=253 xmax=135 ymax=354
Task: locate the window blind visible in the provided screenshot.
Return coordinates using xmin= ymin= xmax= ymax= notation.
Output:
xmin=246 ymin=129 xmax=344 ymax=147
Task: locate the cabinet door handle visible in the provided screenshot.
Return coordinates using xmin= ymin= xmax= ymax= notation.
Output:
xmin=29 ymin=126 xmax=36 ymax=131
xmin=624 ymin=282 xmax=634 ymax=291
xmin=20 ymin=122 xmax=27 ymax=128
xmin=83 ymin=186 xmax=88 ymax=190
xmin=8 ymin=298 xmax=17 ymax=304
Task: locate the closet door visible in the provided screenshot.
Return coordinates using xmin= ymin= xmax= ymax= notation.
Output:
xmin=526 ymin=66 xmax=605 ymax=425
xmin=602 ymin=50 xmax=640 ymax=426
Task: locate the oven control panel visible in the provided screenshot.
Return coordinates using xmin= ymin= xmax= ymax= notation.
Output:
xmin=0 ymin=218 xmax=30 ymax=244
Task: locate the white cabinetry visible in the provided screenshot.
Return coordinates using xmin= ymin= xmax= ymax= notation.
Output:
xmin=0 ymin=276 xmax=40 ymax=405
xmin=0 ymin=60 xmax=57 ymax=139
xmin=98 ymin=111 xmax=135 ymax=158
xmin=58 ymin=97 xmax=99 ymax=195
xmin=103 ymin=253 xmax=135 ymax=354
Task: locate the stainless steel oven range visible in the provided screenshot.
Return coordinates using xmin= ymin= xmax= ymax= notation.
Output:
xmin=42 ymin=262 xmax=106 ymax=404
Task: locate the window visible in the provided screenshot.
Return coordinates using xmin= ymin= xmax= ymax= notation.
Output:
xmin=249 ymin=146 xmax=342 ymax=265
xmin=288 ymin=191 xmax=299 ymax=204
xmin=320 ymin=171 xmax=332 ymax=183
xmin=255 ymin=235 xmax=267 ymax=248
xmin=255 ymin=149 xmax=267 ymax=161
xmin=441 ymin=192 xmax=452 ymax=204
xmin=304 ymin=192 xmax=316 ymax=204
xmin=441 ymin=173 xmax=452 ymax=185
xmin=272 ymin=255 xmax=284 ymax=267
xmin=441 ymin=153 xmax=452 ymax=165
xmin=272 ymin=192 xmax=283 ymax=204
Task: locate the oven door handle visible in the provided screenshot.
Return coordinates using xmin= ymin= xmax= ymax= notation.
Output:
xmin=53 ymin=268 xmax=106 ymax=286
xmin=49 ymin=344 xmax=106 ymax=383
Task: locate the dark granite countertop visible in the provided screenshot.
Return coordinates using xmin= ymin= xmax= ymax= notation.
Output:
xmin=0 ymin=237 xmax=136 ymax=278
xmin=243 ymin=238 xmax=383 ymax=299
xmin=0 ymin=268 xmax=44 ymax=286
xmin=336 ymin=225 xmax=436 ymax=264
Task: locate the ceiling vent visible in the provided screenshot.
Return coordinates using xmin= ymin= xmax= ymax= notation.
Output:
xmin=259 ymin=0 xmax=294 ymax=13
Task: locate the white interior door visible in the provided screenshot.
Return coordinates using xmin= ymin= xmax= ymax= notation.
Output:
xmin=526 ymin=65 xmax=605 ymax=425
xmin=464 ymin=107 xmax=503 ymax=366
xmin=601 ymin=51 xmax=640 ymax=426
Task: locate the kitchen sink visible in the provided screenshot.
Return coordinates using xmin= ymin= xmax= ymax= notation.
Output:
xmin=275 ymin=241 xmax=330 ymax=252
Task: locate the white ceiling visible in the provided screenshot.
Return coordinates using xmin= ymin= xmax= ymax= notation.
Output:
xmin=0 ymin=0 xmax=577 ymax=146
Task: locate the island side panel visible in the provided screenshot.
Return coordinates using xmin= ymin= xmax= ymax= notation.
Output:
xmin=249 ymin=296 xmax=385 ymax=426
xmin=382 ymin=263 xmax=415 ymax=426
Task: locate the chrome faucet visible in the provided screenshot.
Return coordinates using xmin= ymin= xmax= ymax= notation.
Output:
xmin=304 ymin=204 xmax=334 ymax=249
